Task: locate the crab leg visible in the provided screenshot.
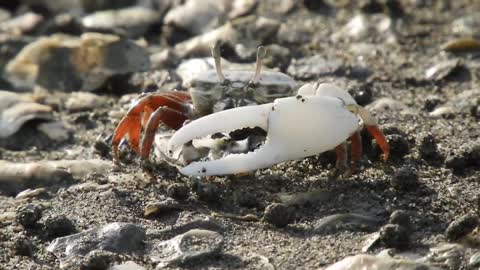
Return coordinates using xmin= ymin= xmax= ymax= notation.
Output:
xmin=350 ymin=131 xmax=362 ymax=171
xmin=366 ymin=125 xmax=389 ymax=161
xmin=346 ymin=105 xmax=389 ymax=162
xmin=140 ymin=107 xmax=190 ymax=159
xmin=335 ymin=143 xmax=348 ymax=172
xmin=211 ymin=42 xmax=225 ymax=83
xmin=249 ymin=46 xmax=267 ymax=84
xmin=112 ymin=92 xmax=192 ymax=163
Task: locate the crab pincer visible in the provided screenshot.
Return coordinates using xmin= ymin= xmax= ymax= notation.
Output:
xmin=167 ymin=83 xmax=389 ymax=177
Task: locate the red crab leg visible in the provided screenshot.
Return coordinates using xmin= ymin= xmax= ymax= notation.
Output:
xmin=112 ymin=92 xmax=191 ymax=163
xmin=335 ymin=143 xmax=348 ymax=173
xmin=140 ymin=107 xmax=190 ymax=160
xmin=366 ymin=125 xmax=389 ymax=162
xmin=350 ymin=131 xmax=362 ymax=172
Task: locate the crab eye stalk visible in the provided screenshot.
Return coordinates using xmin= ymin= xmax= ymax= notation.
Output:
xmin=249 ymin=46 xmax=267 ymax=85
xmin=211 ymin=42 xmax=226 ymax=84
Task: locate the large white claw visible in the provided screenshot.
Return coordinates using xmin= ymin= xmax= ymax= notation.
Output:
xmin=167 ymin=103 xmax=272 ymax=155
xmin=170 ymin=95 xmax=360 ymax=176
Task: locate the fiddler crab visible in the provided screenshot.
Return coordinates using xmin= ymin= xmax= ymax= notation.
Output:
xmin=112 ymin=45 xmax=389 ymax=177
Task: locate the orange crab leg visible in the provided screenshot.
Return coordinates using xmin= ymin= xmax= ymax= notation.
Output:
xmin=366 ymin=125 xmax=389 ymax=162
xmin=350 ymin=131 xmax=362 ymax=172
xmin=140 ymin=107 xmax=190 ymax=159
xmin=163 ymin=91 xmax=192 ymax=102
xmin=112 ymin=92 xmax=192 ymax=163
xmin=335 ymin=143 xmax=348 ymax=172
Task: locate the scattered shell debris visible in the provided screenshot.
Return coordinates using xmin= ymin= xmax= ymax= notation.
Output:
xmin=0 ymin=90 xmax=53 ymax=138
xmin=5 ymin=32 xmax=150 ymax=91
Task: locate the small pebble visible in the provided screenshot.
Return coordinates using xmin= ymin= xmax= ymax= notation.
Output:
xmin=350 ymin=85 xmax=372 ymax=106
xmin=423 ymin=96 xmax=442 ymax=112
xmin=303 ymin=0 xmax=330 ymax=12
xmin=444 ymin=141 xmax=480 ymax=172
xmin=418 ymin=133 xmax=439 ymax=160
xmin=314 ymin=213 xmax=381 ymax=234
xmin=81 ymin=250 xmax=116 ymax=270
xmin=93 ymin=137 xmax=111 ymax=158
xmin=193 ymin=179 xmax=220 ymax=203
xmin=389 ymin=210 xmax=411 ymax=228
xmin=391 ymin=166 xmax=419 ymax=191
xmin=16 ymin=204 xmax=42 ymax=229
xmin=150 ymin=229 xmax=224 ymax=268
xmin=360 ymin=0 xmax=384 ymax=14
xmin=43 ymin=215 xmax=76 ymax=239
xmin=374 ymin=134 xmax=409 ymax=159
xmin=445 ymin=213 xmax=479 ymax=241
xmin=263 ymin=203 xmax=294 ymax=228
xmin=167 ymin=183 xmax=190 ymax=201
xmin=13 ymin=237 xmax=35 ymax=257
xmin=234 ymin=190 xmax=259 ymax=208
xmin=378 ymin=224 xmax=409 ymax=249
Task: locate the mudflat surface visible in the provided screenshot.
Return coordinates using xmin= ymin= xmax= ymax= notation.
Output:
xmin=0 ymin=1 xmax=479 ymax=269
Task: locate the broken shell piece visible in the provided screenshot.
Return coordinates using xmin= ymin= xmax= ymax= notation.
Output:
xmin=149 ymin=229 xmax=224 ymax=268
xmin=164 ymin=0 xmax=227 ymax=36
xmin=441 ymin=38 xmax=480 ymax=53
xmin=15 ymin=187 xmax=47 ymax=200
xmin=0 ymin=159 xmax=112 ymax=194
xmin=0 ymin=212 xmax=16 ymax=223
xmin=325 ymin=254 xmax=436 ymax=270
xmin=81 ymin=7 xmax=162 ymax=38
xmin=0 ymin=90 xmax=53 ymax=138
xmin=332 ymin=14 xmax=396 ymax=43
xmin=425 ymin=59 xmax=464 ymax=81
xmin=47 ymin=222 xmax=145 ymax=269
xmin=5 ymin=32 xmax=150 ymax=91
xmin=0 ymin=12 xmax=43 ymax=35
xmin=174 ymin=16 xmax=279 ymax=58
xmin=144 ymin=200 xmax=184 ymax=217
xmin=37 ymin=121 xmax=70 ymax=142
xmin=65 ymin=92 xmax=107 ymax=112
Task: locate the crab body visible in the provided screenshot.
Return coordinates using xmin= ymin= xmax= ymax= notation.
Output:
xmin=189 ymin=69 xmax=297 ymax=115
xmin=112 ymin=45 xmax=296 ymax=163
xmin=112 ymin=43 xmax=389 ymax=176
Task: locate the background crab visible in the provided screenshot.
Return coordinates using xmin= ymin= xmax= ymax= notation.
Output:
xmin=112 ymin=43 xmax=297 ymax=163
